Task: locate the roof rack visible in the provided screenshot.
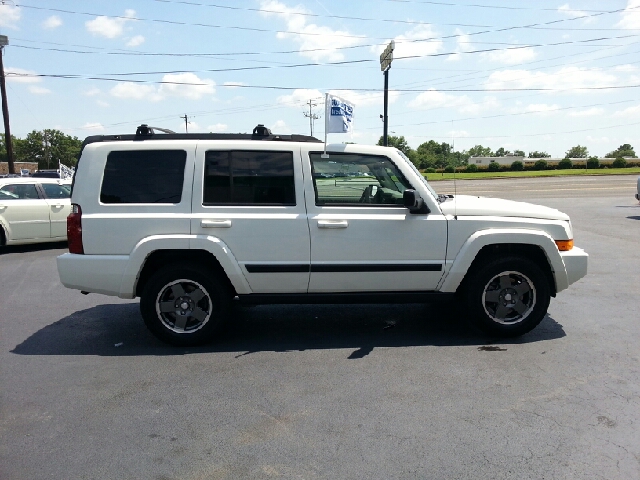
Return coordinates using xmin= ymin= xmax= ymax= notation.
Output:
xmin=79 ymin=123 xmax=322 ymax=154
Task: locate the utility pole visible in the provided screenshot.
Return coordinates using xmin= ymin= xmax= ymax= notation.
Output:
xmin=0 ymin=35 xmax=15 ymax=174
xmin=379 ymin=40 xmax=394 ymax=147
xmin=303 ymin=99 xmax=320 ymax=137
xmin=180 ymin=114 xmax=190 ymax=133
xmin=43 ymin=130 xmax=50 ymax=169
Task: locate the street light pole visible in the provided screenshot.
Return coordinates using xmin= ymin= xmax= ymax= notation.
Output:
xmin=379 ymin=40 xmax=394 ymax=147
xmin=0 ymin=35 xmax=15 ymax=175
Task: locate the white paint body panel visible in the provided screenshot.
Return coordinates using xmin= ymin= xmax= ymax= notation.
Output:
xmin=57 ymin=139 xmax=588 ymax=302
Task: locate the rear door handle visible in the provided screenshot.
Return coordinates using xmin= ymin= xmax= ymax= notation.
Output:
xmin=318 ymin=220 xmax=348 ymax=229
xmin=201 ymin=219 xmax=232 ymax=228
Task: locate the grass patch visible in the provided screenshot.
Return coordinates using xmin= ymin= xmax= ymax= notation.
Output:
xmin=425 ymin=167 xmax=640 ymax=181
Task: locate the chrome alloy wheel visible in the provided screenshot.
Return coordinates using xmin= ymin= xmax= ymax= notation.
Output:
xmin=155 ymin=279 xmax=212 ymax=334
xmin=481 ymin=271 xmax=536 ymax=325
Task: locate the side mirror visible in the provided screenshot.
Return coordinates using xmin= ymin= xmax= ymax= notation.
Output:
xmin=403 ymin=189 xmax=430 ymax=214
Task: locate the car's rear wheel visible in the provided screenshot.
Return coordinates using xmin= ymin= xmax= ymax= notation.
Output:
xmin=463 ymin=256 xmax=551 ymax=337
xmin=140 ymin=264 xmax=231 ymax=346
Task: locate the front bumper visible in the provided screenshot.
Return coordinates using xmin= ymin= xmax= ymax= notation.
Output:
xmin=560 ymin=246 xmax=588 ymax=288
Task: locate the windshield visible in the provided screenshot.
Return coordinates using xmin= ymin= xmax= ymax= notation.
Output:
xmin=395 ymin=149 xmax=439 ymax=199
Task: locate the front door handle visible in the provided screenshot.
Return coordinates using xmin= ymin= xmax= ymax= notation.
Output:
xmin=318 ymin=220 xmax=348 ymax=229
xmin=201 ymin=219 xmax=232 ymax=228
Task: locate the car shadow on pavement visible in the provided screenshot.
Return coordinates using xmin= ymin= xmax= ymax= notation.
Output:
xmin=0 ymin=241 xmax=67 ymax=254
xmin=11 ymin=302 xmax=566 ymax=357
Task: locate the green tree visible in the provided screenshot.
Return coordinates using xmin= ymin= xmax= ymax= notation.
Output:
xmin=528 ymin=151 xmax=550 ymax=158
xmin=13 ymin=129 xmax=82 ymax=169
xmin=467 ymin=145 xmax=493 ymax=157
xmin=565 ymin=145 xmax=588 ymax=159
xmin=605 ymin=143 xmax=636 ymax=158
xmin=377 ymin=135 xmax=412 ymax=156
xmin=511 ymin=160 xmax=524 ymax=171
xmin=513 ymin=150 xmax=525 ymax=157
xmin=495 ymin=147 xmax=510 ymax=157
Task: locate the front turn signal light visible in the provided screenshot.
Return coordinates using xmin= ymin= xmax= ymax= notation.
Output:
xmin=555 ymin=239 xmax=574 ymax=251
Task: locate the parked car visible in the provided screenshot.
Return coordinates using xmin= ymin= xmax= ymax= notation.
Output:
xmin=32 ymin=170 xmax=60 ymax=178
xmin=57 ymin=123 xmax=588 ymax=346
xmin=0 ymin=178 xmax=71 ymax=246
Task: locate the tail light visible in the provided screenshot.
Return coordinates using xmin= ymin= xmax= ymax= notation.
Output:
xmin=67 ymin=204 xmax=84 ymax=254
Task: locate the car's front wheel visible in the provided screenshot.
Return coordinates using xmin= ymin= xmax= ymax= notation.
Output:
xmin=140 ymin=264 xmax=231 ymax=346
xmin=463 ymin=256 xmax=551 ymax=337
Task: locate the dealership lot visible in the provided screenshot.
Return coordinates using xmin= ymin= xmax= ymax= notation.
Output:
xmin=1 ymin=175 xmax=639 ymax=479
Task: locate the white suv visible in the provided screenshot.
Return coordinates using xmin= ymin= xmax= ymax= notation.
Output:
xmin=57 ymin=124 xmax=588 ymax=346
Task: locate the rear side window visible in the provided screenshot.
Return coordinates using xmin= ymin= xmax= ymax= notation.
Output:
xmin=100 ymin=150 xmax=186 ymax=204
xmin=204 ymin=150 xmax=295 ymax=205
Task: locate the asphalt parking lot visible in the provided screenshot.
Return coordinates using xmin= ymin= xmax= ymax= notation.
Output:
xmin=1 ymin=174 xmax=639 ymax=480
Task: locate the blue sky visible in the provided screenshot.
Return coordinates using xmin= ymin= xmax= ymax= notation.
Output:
xmin=1 ymin=0 xmax=639 ymax=157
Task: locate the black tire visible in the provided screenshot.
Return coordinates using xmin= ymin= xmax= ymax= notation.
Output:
xmin=462 ymin=256 xmax=551 ymax=337
xmin=140 ymin=264 xmax=231 ymax=346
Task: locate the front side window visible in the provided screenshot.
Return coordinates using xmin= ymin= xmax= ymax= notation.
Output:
xmin=310 ymin=153 xmax=413 ymax=206
xmin=0 ymin=183 xmax=40 ymax=200
xmin=41 ymin=183 xmax=71 ymax=199
xmin=100 ymin=150 xmax=186 ymax=204
xmin=204 ymin=150 xmax=295 ymax=205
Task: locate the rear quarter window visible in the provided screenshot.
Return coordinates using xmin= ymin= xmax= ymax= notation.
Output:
xmin=100 ymin=150 xmax=186 ymax=204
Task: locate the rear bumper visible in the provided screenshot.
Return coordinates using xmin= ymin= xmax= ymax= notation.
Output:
xmin=560 ymin=246 xmax=588 ymax=289
xmin=57 ymin=253 xmax=133 ymax=298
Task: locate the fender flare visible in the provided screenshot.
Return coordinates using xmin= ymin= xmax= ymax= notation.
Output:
xmin=119 ymin=234 xmax=251 ymax=298
xmin=438 ymin=228 xmax=568 ymax=293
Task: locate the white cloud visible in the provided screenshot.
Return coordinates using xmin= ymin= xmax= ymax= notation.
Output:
xmin=109 ymin=73 xmax=215 ymax=101
xmin=558 ymin=4 xmax=596 ymax=24
xmin=586 ymin=135 xmax=610 ymax=144
xmin=82 ymin=123 xmax=105 ymax=131
xmin=110 ymin=83 xmax=163 ymax=101
xmin=85 ymin=9 xmax=136 ymax=38
xmin=331 ymin=89 xmax=399 ymax=108
xmin=259 ymin=0 xmax=365 ymax=61
xmin=126 ymin=35 xmax=145 ymax=47
xmin=485 ymin=67 xmax=618 ymax=91
xmin=612 ymin=104 xmax=640 ymax=117
xmin=617 ymin=0 xmax=640 ymax=29
xmin=270 ymin=120 xmax=291 ymax=133
xmin=372 ymin=24 xmax=443 ymax=61
xmin=28 ymin=86 xmax=51 ymax=95
xmin=158 ymin=73 xmax=215 ymax=99
xmin=0 ymin=4 xmax=20 ymax=28
xmin=42 ymin=15 xmax=62 ymax=29
xmin=5 ymin=67 xmax=41 ymax=84
xmin=482 ymin=47 xmax=537 ymax=65
xmin=83 ymin=88 xmax=102 ymax=97
xmin=446 ymin=29 xmax=472 ymax=62
xmin=568 ymin=107 xmax=604 ymax=117
xmin=277 ymin=89 xmax=323 ymax=107
xmin=614 ymin=64 xmax=639 ymax=73
xmin=409 ymin=89 xmax=498 ymax=114
xmin=448 ymin=130 xmax=469 ymax=138
xmin=207 ymin=123 xmax=228 ymax=132
xmin=521 ymin=103 xmax=560 ymax=115
xmin=97 ymin=100 xmax=110 ymax=107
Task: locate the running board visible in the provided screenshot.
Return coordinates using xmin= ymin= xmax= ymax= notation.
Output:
xmin=236 ymin=291 xmax=454 ymax=305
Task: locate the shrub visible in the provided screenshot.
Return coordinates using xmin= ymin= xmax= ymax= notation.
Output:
xmin=511 ymin=160 xmax=524 ymax=171
xmin=557 ymin=158 xmax=573 ymax=170
xmin=444 ymin=165 xmax=455 ymax=173
xmin=425 ymin=167 xmax=436 ymax=174
xmin=487 ymin=161 xmax=501 ymax=172
xmin=533 ymin=159 xmax=548 ymax=171
xmin=465 ymin=163 xmax=478 ymax=173
xmin=586 ymin=157 xmax=600 ymax=169
xmin=612 ymin=157 xmax=627 ymax=168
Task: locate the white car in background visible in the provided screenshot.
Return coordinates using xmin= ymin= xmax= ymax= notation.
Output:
xmin=0 ymin=177 xmax=71 ymax=246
